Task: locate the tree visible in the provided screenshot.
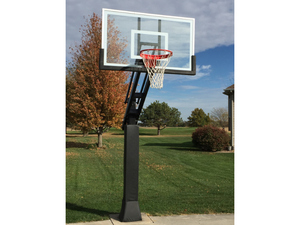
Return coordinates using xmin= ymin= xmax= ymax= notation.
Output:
xmin=139 ymin=101 xmax=182 ymax=135
xmin=66 ymin=13 xmax=129 ymax=147
xmin=210 ymin=107 xmax=228 ymax=128
xmin=187 ymin=108 xmax=211 ymax=127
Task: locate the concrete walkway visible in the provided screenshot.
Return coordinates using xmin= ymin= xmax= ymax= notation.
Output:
xmin=68 ymin=213 xmax=234 ymax=225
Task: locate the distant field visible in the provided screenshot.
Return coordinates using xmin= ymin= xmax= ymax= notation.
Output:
xmin=66 ymin=128 xmax=234 ymax=223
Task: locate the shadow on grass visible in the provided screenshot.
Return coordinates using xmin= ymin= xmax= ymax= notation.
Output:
xmin=66 ymin=202 xmax=111 ymax=217
xmin=139 ymin=132 xmax=157 ymax=136
xmin=111 ymin=131 xmax=158 ymax=136
xmin=109 ymin=132 xmax=124 ymax=136
xmin=66 ymin=142 xmax=89 ymax=149
xmin=143 ymin=141 xmax=199 ymax=151
xmin=143 ymin=142 xmax=233 ymax=153
xmin=110 ymin=132 xmax=158 ymax=136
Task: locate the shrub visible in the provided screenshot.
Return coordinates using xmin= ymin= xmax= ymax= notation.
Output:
xmin=192 ymin=125 xmax=230 ymax=151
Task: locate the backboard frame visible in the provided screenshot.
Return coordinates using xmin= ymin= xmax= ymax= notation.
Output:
xmin=100 ymin=8 xmax=196 ymax=75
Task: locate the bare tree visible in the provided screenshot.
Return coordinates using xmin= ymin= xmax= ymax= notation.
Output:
xmin=210 ymin=107 xmax=228 ymax=128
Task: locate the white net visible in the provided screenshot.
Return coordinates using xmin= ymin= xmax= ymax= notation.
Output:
xmin=140 ymin=49 xmax=172 ymax=89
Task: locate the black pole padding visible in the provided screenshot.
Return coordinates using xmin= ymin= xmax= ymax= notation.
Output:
xmin=119 ymin=124 xmax=142 ymax=222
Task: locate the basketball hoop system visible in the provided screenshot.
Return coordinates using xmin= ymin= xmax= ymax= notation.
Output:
xmin=140 ymin=49 xmax=173 ymax=89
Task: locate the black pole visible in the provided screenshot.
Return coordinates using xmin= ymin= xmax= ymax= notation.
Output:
xmin=119 ymin=102 xmax=142 ymax=222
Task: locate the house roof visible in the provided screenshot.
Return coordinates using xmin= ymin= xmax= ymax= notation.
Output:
xmin=223 ymin=84 xmax=234 ymax=95
xmin=225 ymin=84 xmax=234 ymax=90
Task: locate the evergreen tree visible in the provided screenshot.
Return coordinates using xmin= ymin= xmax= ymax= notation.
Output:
xmin=187 ymin=108 xmax=211 ymax=127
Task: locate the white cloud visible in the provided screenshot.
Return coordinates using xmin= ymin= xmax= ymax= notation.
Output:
xmin=179 ymin=85 xmax=199 ymax=90
xmin=195 ymin=64 xmax=212 ymax=78
xmin=164 ymin=64 xmax=211 ymax=82
xmin=201 ymin=65 xmax=211 ymax=70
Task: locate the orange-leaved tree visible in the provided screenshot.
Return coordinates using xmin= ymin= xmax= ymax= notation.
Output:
xmin=66 ymin=13 xmax=129 ymax=147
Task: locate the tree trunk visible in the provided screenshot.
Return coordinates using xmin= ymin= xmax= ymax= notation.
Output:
xmin=157 ymin=125 xmax=161 ymax=135
xmin=83 ymin=131 xmax=89 ymax=137
xmin=97 ymin=133 xmax=102 ymax=148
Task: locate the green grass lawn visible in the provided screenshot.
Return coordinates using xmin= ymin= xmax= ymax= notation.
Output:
xmin=66 ymin=128 xmax=234 ymax=223
xmin=66 ymin=127 xmax=198 ymax=136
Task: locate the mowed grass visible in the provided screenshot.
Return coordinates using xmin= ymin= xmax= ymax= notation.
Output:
xmin=66 ymin=128 xmax=234 ymax=223
xmin=67 ymin=127 xmax=198 ymax=136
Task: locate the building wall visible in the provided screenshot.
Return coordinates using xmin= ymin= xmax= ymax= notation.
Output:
xmin=231 ymin=93 xmax=234 ymax=147
xmin=223 ymin=86 xmax=234 ymax=148
xmin=227 ymin=92 xmax=234 ymax=147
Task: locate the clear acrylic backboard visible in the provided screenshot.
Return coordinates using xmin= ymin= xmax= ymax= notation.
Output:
xmin=100 ymin=8 xmax=196 ymax=75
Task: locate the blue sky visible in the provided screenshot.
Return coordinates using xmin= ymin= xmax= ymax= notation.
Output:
xmin=148 ymin=45 xmax=234 ymax=120
xmin=66 ymin=0 xmax=234 ymax=121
